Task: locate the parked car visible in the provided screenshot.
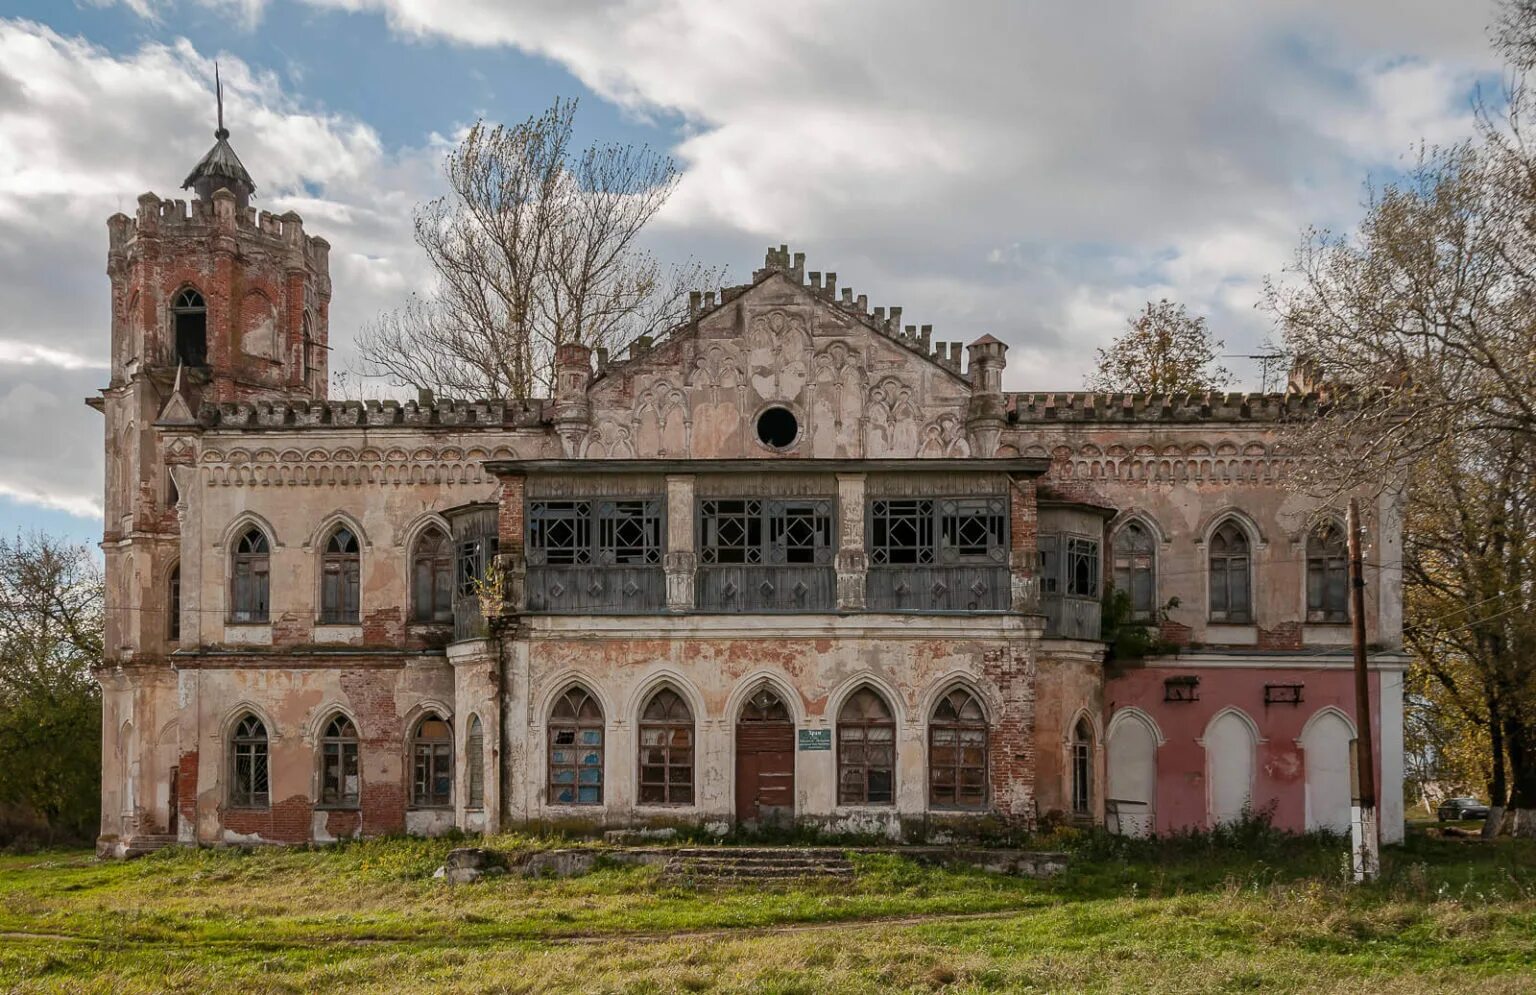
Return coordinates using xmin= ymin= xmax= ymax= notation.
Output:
xmin=1437 ymin=796 xmax=1491 ymax=821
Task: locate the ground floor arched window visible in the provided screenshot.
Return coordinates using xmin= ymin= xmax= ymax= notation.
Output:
xmin=837 ymin=687 xmax=895 ymax=805
xmin=1071 ymin=718 xmax=1094 ymax=817
xmin=549 ymin=686 xmax=604 ymax=805
xmin=929 ymin=688 xmax=987 ymax=809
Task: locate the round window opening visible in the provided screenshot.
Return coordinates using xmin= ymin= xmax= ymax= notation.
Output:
xmin=756 ymin=407 xmax=799 ymax=449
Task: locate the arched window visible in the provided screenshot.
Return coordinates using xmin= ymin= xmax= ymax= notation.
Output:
xmin=549 ymin=686 xmax=603 ymax=805
xmin=167 ymin=564 xmax=181 ymax=642
xmin=1307 ymin=522 xmax=1349 ymax=623
xmin=741 ymin=686 xmax=791 ymax=723
xmin=411 ymin=712 xmax=452 ymax=808
xmin=1071 ymin=718 xmax=1094 ymax=817
xmin=230 ymin=528 xmax=270 ymax=623
xmin=1208 ymin=520 xmax=1252 ymax=623
xmin=929 ymin=688 xmax=987 ymax=809
xmin=411 ymin=527 xmax=454 ymax=623
xmin=172 ymin=288 xmax=207 ymax=367
xmin=639 ymin=688 xmax=693 ymax=805
xmin=465 ymin=714 xmax=485 ymax=809
xmin=1112 ymin=521 xmax=1156 ymax=620
xmin=837 ymin=687 xmax=895 ymax=805
xmin=320 ymin=526 xmax=360 ymax=624
xmin=301 ymin=312 xmax=317 ymax=381
xmin=319 ymin=714 xmax=360 ymax=807
xmin=229 ymin=714 xmax=269 ymax=808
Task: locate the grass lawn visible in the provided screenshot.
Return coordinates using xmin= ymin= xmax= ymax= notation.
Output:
xmin=0 ymin=827 xmax=1532 ymax=993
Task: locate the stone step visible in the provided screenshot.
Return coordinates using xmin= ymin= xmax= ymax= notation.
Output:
xmin=661 ymin=850 xmax=855 ymax=883
xmin=665 ymin=847 xmax=852 ymax=860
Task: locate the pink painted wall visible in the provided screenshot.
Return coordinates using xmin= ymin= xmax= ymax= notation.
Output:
xmin=1103 ymin=665 xmax=1383 ymax=834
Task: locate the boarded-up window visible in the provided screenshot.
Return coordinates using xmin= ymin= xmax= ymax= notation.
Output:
xmin=639 ymin=688 xmax=693 ymax=805
xmin=929 ymin=688 xmax=987 ymax=809
xmin=466 ymin=715 xmax=485 ymax=809
xmin=1112 ymin=521 xmax=1156 ymax=620
xmin=412 ymin=527 xmax=454 ymax=623
xmin=411 ymin=713 xmax=452 ymax=808
xmin=230 ymin=528 xmax=270 ymax=623
xmin=1306 ymin=523 xmax=1349 ymax=623
xmin=320 ymin=714 xmax=360 ymax=807
xmin=549 ymin=687 xmax=603 ymax=805
xmin=1208 ymin=520 xmax=1252 ymax=623
xmin=229 ymin=713 xmax=268 ymax=808
xmin=320 ymin=527 xmax=360 ymax=624
xmin=837 ymin=688 xmax=895 ymax=805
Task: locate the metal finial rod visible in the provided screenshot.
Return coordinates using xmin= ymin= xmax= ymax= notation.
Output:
xmin=215 ymin=62 xmax=228 ymax=140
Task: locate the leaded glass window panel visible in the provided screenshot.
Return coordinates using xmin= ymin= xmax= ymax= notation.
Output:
xmin=549 ymin=687 xmax=603 ymax=805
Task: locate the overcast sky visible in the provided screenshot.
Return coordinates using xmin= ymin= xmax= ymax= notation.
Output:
xmin=0 ymin=0 xmax=1505 ymax=543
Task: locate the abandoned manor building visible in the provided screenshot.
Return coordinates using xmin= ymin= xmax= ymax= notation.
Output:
xmin=92 ymin=120 xmax=1407 ymax=856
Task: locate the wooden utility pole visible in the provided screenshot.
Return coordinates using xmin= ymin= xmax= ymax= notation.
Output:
xmin=1348 ymin=498 xmax=1380 ymax=881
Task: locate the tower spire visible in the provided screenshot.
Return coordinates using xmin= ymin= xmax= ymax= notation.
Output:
xmin=183 ymin=63 xmax=255 ymax=208
xmin=215 ymin=62 xmax=227 ymax=140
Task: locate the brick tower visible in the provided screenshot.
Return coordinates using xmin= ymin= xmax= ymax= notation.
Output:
xmin=92 ymin=75 xmax=332 ymax=852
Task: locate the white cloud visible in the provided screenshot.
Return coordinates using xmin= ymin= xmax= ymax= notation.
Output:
xmin=88 ymin=0 xmax=269 ymax=31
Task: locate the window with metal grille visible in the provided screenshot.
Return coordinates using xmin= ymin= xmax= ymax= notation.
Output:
xmin=229 ymin=713 xmax=268 ymax=808
xmin=638 ymin=688 xmax=693 ymax=805
xmin=929 ymin=688 xmax=987 ymax=809
xmin=698 ymin=499 xmax=833 ymax=566
xmin=320 ymin=526 xmax=361 ymax=623
xmin=411 ymin=527 xmax=454 ymax=623
xmin=230 ymin=527 xmax=270 ymax=623
xmin=837 ymin=688 xmax=895 ymax=805
xmin=411 ymin=713 xmax=452 ymax=808
xmin=1306 ymin=522 xmax=1349 ymax=623
xmin=1208 ymin=520 xmax=1252 ymax=622
xmin=939 ymin=498 xmax=1008 ymax=564
xmin=1065 ymin=536 xmax=1100 ymax=598
xmin=1071 ymin=719 xmax=1093 ymax=816
xmin=549 ymin=686 xmax=603 ymax=805
xmin=465 ymin=714 xmax=485 ymax=809
xmin=319 ymin=714 xmax=360 ymax=807
xmin=1112 ymin=521 xmax=1156 ymax=619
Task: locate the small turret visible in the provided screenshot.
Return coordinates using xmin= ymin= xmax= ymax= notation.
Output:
xmin=182 ymin=65 xmax=255 ymax=210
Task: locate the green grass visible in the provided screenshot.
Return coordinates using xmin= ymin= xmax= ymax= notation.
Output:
xmin=0 ymin=828 xmax=1533 ymax=992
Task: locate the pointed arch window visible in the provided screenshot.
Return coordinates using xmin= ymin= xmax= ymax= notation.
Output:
xmin=172 ymin=288 xmax=207 ymax=367
xmin=411 ymin=526 xmax=454 ymax=623
xmin=639 ymin=688 xmax=694 ymax=805
xmin=837 ymin=688 xmax=895 ymax=805
xmin=229 ymin=714 xmax=269 ymax=808
xmin=230 ymin=528 xmax=270 ymax=623
xmin=301 ymin=311 xmax=317 ymax=382
xmin=319 ymin=714 xmax=360 ymax=807
xmin=1071 ymin=718 xmax=1094 ymax=817
xmin=929 ymin=688 xmax=987 ymax=809
xmin=1208 ymin=520 xmax=1252 ymax=623
xmin=1306 ymin=522 xmax=1349 ymax=623
xmin=411 ymin=712 xmax=453 ymax=808
xmin=1112 ymin=521 xmax=1157 ymax=620
xmin=741 ymin=686 xmax=791 ymax=723
xmin=320 ymin=526 xmax=361 ymax=624
xmin=167 ymin=564 xmax=181 ymax=642
xmin=465 ymin=715 xmax=485 ymax=809
xmin=549 ymin=687 xmax=603 ymax=805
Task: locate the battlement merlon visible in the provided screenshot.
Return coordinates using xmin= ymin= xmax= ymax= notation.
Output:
xmin=107 ymin=190 xmax=331 ymax=277
xmin=193 ymin=396 xmax=550 ymax=431
xmin=1006 ymin=390 xmax=1326 ymax=424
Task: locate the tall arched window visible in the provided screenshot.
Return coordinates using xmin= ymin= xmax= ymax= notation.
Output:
xmin=301 ymin=311 xmax=317 ymax=382
xmin=837 ymin=687 xmax=895 ymax=805
xmin=549 ymin=686 xmax=603 ymax=805
xmin=319 ymin=714 xmax=360 ymax=807
xmin=1071 ymin=718 xmax=1094 ymax=818
xmin=465 ymin=714 xmax=485 ymax=809
xmin=1306 ymin=522 xmax=1349 ymax=623
xmin=229 ymin=714 xmax=269 ymax=808
xmin=167 ymin=564 xmax=181 ymax=642
xmin=172 ymin=287 xmax=207 ymax=367
xmin=639 ymin=688 xmax=694 ymax=805
xmin=411 ymin=712 xmax=452 ymax=808
xmin=231 ymin=527 xmax=270 ymax=623
xmin=320 ymin=526 xmax=361 ymax=624
xmin=1112 ymin=521 xmax=1156 ymax=620
xmin=411 ymin=526 xmax=454 ymax=623
xmin=929 ymin=688 xmax=987 ymax=809
xmin=1208 ymin=520 xmax=1252 ymax=623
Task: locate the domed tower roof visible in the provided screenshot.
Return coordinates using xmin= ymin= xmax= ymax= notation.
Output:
xmin=182 ymin=65 xmax=255 ymax=209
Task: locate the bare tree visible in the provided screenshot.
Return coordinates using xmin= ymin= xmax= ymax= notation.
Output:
xmin=357 ymin=99 xmax=722 ymax=399
xmin=1084 ymin=299 xmax=1230 ymax=394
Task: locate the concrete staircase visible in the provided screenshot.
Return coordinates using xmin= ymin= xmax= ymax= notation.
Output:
xmin=661 ymin=847 xmax=855 ymax=884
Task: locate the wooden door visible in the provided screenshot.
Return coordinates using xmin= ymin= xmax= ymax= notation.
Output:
xmin=735 ymin=687 xmax=795 ymax=827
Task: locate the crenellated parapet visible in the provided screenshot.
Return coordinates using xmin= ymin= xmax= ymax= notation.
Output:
xmin=1007 ymin=390 xmax=1323 ymax=424
xmin=194 ymin=396 xmax=550 ymax=430
xmin=109 ymin=192 xmax=331 ymax=279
